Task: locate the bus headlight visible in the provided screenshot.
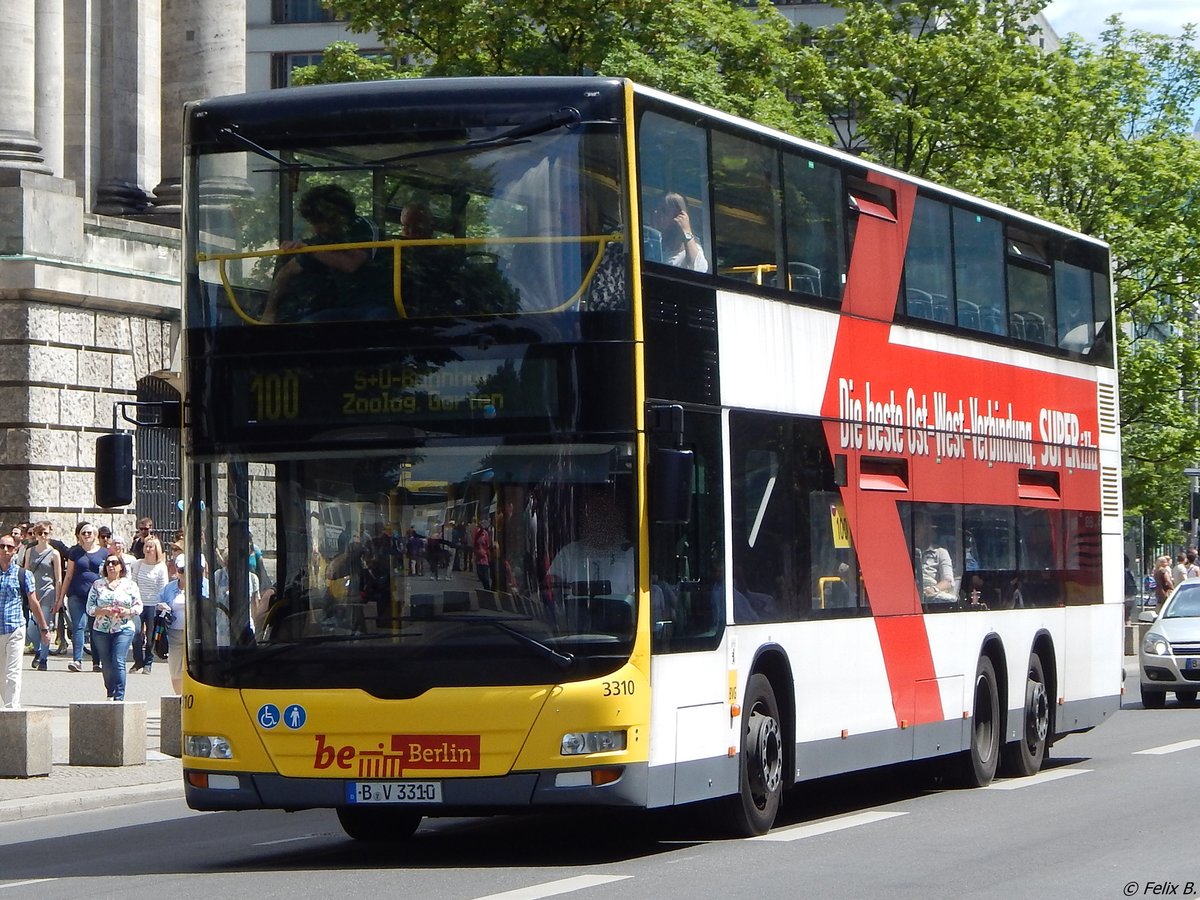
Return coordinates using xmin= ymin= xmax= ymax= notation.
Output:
xmin=185 ymin=734 xmax=234 ymax=759
xmin=560 ymin=730 xmax=627 ymax=755
xmin=1143 ymin=633 xmax=1169 ymax=656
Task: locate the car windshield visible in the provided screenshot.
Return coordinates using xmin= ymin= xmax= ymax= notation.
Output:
xmin=187 ymin=441 xmax=639 ymax=693
xmin=1164 ymin=586 xmax=1200 ymax=618
xmin=190 ymin=125 xmax=627 ymax=327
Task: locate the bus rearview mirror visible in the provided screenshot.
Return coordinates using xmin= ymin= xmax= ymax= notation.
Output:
xmin=95 ymin=432 xmax=134 ymax=508
xmin=651 ymin=448 xmax=694 ymax=524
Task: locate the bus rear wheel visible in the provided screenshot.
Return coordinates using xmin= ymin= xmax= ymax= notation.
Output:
xmin=1000 ymin=653 xmax=1049 ymax=777
xmin=960 ymin=656 xmax=1000 ymax=787
xmin=725 ymin=673 xmax=784 ymax=837
xmin=336 ymin=807 xmax=422 ymax=842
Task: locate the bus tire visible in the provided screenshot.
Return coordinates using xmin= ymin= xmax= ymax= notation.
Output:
xmin=1000 ymin=653 xmax=1049 ymax=777
xmin=960 ymin=656 xmax=1000 ymax=787
xmin=336 ymin=807 xmax=422 ymax=842
xmin=725 ymin=673 xmax=784 ymax=836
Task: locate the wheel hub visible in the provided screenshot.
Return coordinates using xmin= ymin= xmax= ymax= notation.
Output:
xmin=747 ymin=709 xmax=783 ymax=798
xmin=1027 ymin=680 xmax=1048 ymax=744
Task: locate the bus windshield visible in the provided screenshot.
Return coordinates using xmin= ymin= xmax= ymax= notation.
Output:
xmin=189 ymin=440 xmax=638 ymax=696
xmin=191 ymin=123 xmax=627 ymax=327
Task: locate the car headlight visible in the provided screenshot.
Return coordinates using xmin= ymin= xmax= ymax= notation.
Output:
xmin=560 ymin=730 xmax=627 ymax=755
xmin=1143 ymin=633 xmax=1170 ymax=656
xmin=185 ymin=734 xmax=234 ymax=759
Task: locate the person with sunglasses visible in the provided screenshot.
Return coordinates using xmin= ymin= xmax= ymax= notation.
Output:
xmin=130 ymin=517 xmax=154 ymax=560
xmin=1 ymin=535 xmax=44 ymax=708
xmin=57 ymin=522 xmax=109 ymax=673
xmin=23 ymin=522 xmax=61 ymax=672
xmin=85 ymin=556 xmax=142 ymax=700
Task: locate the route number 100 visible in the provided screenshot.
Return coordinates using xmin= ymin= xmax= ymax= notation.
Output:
xmin=249 ymin=372 xmax=300 ymax=421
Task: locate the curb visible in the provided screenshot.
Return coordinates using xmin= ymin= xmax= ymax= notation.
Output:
xmin=0 ymin=780 xmax=185 ymax=823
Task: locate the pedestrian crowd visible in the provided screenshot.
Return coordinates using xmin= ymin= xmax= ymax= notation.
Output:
xmin=0 ymin=515 xmax=185 ymax=709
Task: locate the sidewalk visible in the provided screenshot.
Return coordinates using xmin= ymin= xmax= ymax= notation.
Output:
xmin=0 ymin=652 xmax=184 ymax=822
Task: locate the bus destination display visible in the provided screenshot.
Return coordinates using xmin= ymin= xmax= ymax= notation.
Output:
xmin=230 ymin=355 xmax=558 ymax=432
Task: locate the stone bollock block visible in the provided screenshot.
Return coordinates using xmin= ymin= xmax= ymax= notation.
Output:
xmin=69 ymin=701 xmax=146 ymax=767
xmin=0 ymin=708 xmax=54 ymax=778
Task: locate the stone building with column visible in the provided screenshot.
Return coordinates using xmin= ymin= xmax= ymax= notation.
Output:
xmin=0 ymin=1 xmax=246 ymax=540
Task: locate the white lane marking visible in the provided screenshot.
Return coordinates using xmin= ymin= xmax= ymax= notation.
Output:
xmin=473 ymin=875 xmax=632 ymax=900
xmin=984 ymin=767 xmax=1091 ymax=790
xmin=0 ymin=880 xmax=56 ymax=890
xmin=750 ymin=810 xmax=907 ymax=842
xmin=1134 ymin=739 xmax=1200 ymax=755
xmin=252 ymin=833 xmax=323 ymax=847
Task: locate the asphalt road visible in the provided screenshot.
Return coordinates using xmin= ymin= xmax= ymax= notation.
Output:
xmin=1 ymin=690 xmax=1197 ymax=900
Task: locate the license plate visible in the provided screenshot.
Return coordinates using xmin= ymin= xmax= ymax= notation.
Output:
xmin=1186 ymin=658 xmax=1200 ymax=670
xmin=346 ymin=781 xmax=442 ymax=804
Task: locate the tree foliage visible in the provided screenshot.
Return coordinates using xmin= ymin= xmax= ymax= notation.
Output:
xmin=323 ymin=0 xmax=821 ymax=135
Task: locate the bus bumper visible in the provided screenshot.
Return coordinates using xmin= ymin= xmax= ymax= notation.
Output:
xmin=183 ymin=762 xmax=649 ymax=813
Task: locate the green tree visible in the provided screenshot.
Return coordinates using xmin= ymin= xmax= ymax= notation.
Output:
xmin=290 ymin=41 xmax=403 ymax=85
xmin=322 ymin=0 xmax=821 ymax=134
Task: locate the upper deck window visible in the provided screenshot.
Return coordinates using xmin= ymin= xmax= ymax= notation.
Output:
xmin=782 ymin=153 xmax=845 ymax=302
xmin=637 ymin=111 xmax=712 ymax=274
xmin=898 ymin=189 xmax=1110 ymax=361
xmin=712 ymin=129 xmax=780 ymax=289
xmin=903 ymin=197 xmax=954 ymax=325
xmin=1007 ymin=227 xmax=1055 ymax=347
xmin=190 ymin=123 xmax=627 ymax=329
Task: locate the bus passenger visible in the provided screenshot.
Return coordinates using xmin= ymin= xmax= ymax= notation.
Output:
xmin=400 ymin=202 xmax=434 ymax=239
xmin=263 ymin=184 xmax=389 ymax=323
xmin=655 ymin=192 xmax=708 ymax=273
xmin=913 ymin=513 xmax=957 ymax=605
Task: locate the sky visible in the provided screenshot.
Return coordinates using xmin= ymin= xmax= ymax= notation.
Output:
xmin=1042 ymin=1 xmax=1200 ymax=127
xmin=1042 ymin=0 xmax=1197 ymax=44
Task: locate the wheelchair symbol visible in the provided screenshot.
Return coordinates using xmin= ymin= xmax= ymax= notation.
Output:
xmin=257 ymin=704 xmax=281 ymax=729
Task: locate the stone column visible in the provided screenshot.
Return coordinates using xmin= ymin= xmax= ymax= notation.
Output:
xmin=0 ymin=0 xmax=51 ymax=173
xmin=34 ymin=0 xmax=65 ymax=178
xmin=152 ymin=0 xmax=247 ymax=217
xmin=95 ymin=0 xmax=151 ymax=215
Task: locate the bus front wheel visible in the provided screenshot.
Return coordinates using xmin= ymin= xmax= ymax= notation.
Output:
xmin=1000 ymin=652 xmax=1049 ymax=777
xmin=960 ymin=656 xmax=1000 ymax=787
xmin=725 ymin=673 xmax=784 ymax=836
xmin=336 ymin=807 xmax=422 ymax=842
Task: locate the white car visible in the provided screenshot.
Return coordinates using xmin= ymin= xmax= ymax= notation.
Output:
xmin=1139 ymin=579 xmax=1200 ymax=708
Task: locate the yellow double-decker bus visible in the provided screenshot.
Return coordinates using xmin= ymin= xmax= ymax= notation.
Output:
xmin=139 ymin=77 xmax=1120 ymax=840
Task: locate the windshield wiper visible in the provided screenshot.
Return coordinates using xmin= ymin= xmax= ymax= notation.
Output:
xmin=473 ymin=107 xmax=581 ymax=144
xmin=437 ymin=615 xmax=575 ymax=671
xmin=373 ymin=106 xmax=583 ymax=166
xmin=217 ymin=126 xmax=312 ymax=169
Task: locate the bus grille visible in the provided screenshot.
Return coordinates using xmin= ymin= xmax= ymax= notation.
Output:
xmin=1097 ymin=382 xmax=1118 ymax=435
